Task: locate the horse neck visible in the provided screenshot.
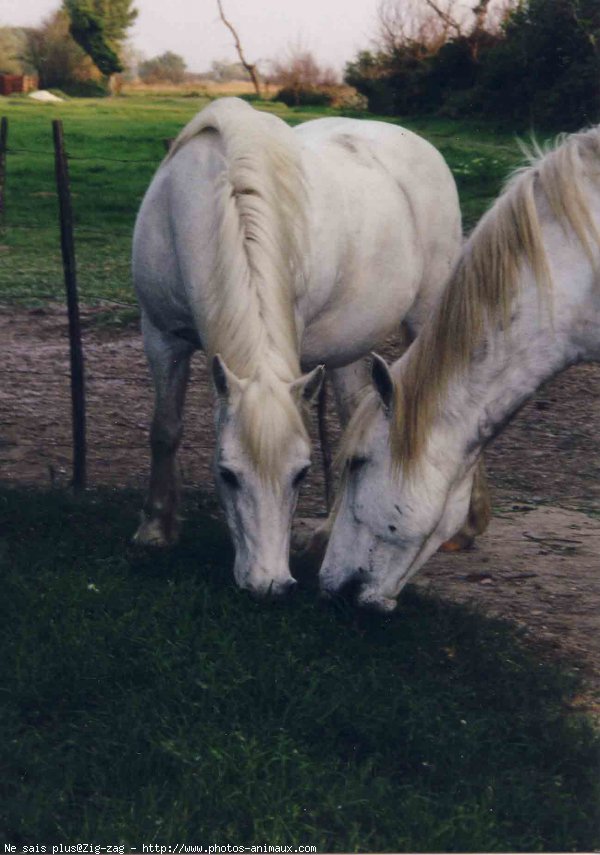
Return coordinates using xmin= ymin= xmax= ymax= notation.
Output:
xmin=425 ymin=262 xmax=596 ymax=476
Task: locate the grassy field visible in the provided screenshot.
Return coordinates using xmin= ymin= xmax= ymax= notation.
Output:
xmin=1 ymin=94 xmax=599 ymax=850
xmin=0 ymin=93 xmax=524 ymax=310
xmin=1 ymin=486 xmax=599 ymax=850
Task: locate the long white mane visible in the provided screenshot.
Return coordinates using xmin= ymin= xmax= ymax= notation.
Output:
xmin=340 ymin=125 xmax=600 ymax=472
xmin=166 ymin=99 xmax=310 ymax=477
xmin=166 ymin=98 xmax=308 ymax=383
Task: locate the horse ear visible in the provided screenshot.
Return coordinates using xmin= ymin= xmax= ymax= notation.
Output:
xmin=212 ymin=354 xmax=239 ymax=397
xmin=371 ymin=353 xmax=394 ymax=413
xmin=290 ymin=365 xmax=325 ymax=405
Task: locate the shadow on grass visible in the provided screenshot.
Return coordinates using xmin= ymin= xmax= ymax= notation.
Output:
xmin=0 ymin=486 xmax=598 ymax=851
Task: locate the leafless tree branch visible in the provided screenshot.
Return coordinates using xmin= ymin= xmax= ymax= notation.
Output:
xmin=216 ymin=0 xmax=261 ymax=97
xmin=421 ymin=0 xmax=463 ymax=37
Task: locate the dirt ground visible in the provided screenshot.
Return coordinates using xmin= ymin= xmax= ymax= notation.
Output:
xmin=1 ymin=305 xmax=599 ymax=708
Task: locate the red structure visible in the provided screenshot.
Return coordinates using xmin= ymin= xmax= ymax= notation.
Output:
xmin=0 ymin=75 xmax=38 ymax=95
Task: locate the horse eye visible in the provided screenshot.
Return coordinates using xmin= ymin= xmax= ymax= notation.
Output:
xmin=219 ymin=467 xmax=240 ymax=489
xmin=348 ymin=456 xmax=367 ymax=474
xmin=293 ymin=465 xmax=311 ymax=488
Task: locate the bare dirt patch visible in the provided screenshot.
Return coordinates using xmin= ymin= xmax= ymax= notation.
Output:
xmin=1 ymin=305 xmax=599 ymax=701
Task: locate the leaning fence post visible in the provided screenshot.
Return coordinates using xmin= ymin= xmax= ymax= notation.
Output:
xmin=52 ymin=119 xmax=86 ymax=493
xmin=0 ymin=117 xmax=8 ymax=217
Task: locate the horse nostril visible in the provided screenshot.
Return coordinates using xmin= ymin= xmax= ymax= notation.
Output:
xmin=329 ymin=575 xmax=363 ymax=604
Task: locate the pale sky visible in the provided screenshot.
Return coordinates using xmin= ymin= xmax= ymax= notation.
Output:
xmin=0 ymin=0 xmax=381 ymax=73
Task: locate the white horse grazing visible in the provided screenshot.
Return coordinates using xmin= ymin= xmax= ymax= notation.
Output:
xmin=320 ymin=127 xmax=600 ymax=611
xmin=132 ymin=97 xmax=469 ymax=596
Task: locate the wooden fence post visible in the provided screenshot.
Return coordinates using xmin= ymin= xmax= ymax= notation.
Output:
xmin=52 ymin=119 xmax=86 ymax=493
xmin=0 ymin=117 xmax=8 ymax=217
xmin=317 ymin=379 xmax=333 ymax=514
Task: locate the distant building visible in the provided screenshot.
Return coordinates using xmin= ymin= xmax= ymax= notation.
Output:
xmin=0 ymin=74 xmax=38 ymax=95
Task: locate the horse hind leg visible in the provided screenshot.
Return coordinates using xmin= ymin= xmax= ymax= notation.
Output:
xmin=440 ymin=457 xmax=492 ymax=552
xmin=134 ymin=318 xmax=193 ymax=547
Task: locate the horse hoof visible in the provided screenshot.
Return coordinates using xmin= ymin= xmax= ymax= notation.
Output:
xmin=439 ymin=534 xmax=474 ymax=552
xmin=357 ymin=589 xmax=398 ymax=613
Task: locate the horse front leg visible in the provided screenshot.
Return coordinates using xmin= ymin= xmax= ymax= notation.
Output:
xmin=303 ymin=358 xmax=372 ymax=559
xmin=439 ymin=457 xmax=492 ymax=552
xmin=134 ymin=319 xmax=193 ymax=547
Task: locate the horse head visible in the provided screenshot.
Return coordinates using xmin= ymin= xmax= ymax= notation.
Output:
xmin=212 ymin=354 xmax=324 ymax=597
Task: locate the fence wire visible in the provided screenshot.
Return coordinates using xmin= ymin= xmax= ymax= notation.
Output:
xmin=0 ymin=126 xmax=154 ymax=331
xmin=6 ymin=145 xmax=163 ymax=165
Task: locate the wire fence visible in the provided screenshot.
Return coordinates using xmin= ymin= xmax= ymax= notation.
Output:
xmin=0 ymin=129 xmax=174 ymax=306
xmin=6 ymin=145 xmax=162 ymax=164
xmin=0 ymin=119 xmax=172 ymax=491
xmin=0 ymin=118 xmax=335 ymax=510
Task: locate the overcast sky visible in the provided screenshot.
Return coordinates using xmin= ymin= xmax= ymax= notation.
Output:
xmin=0 ymin=0 xmax=381 ymax=73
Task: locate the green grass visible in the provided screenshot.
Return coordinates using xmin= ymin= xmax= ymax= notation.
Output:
xmin=0 ymin=95 xmax=207 ymax=306
xmin=0 ymin=95 xmax=530 ymax=312
xmin=1 ymin=486 xmax=599 ymax=850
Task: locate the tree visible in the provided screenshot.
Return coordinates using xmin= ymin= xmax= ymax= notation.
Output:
xmin=479 ymin=0 xmax=600 ymax=128
xmin=0 ymin=27 xmax=30 ymax=74
xmin=347 ymin=0 xmax=599 ymax=128
xmin=63 ymin=0 xmax=137 ymax=77
xmin=139 ymin=51 xmax=187 ymax=83
xmin=376 ymin=0 xmax=462 ymax=54
xmin=210 ymin=59 xmax=250 ymax=82
xmin=269 ymin=46 xmax=338 ymax=106
xmin=19 ymin=9 xmax=99 ymax=90
xmin=216 ymin=0 xmax=261 ymax=97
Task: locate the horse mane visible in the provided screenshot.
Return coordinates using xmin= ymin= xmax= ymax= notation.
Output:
xmin=166 ymin=98 xmax=310 ymax=478
xmin=166 ymin=98 xmax=308 ymax=381
xmin=340 ymin=126 xmax=600 ymax=474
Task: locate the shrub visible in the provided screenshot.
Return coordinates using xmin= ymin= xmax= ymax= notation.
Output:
xmin=345 ymin=0 xmax=600 ymax=129
xmin=270 ymin=47 xmax=338 ymax=108
xmin=478 ymin=0 xmax=600 ymax=129
xmin=60 ymin=79 xmax=109 ymax=97
xmin=275 ymin=86 xmax=333 ymax=107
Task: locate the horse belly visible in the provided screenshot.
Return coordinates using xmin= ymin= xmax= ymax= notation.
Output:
xmin=299 ymin=174 xmax=421 ymax=367
xmin=300 ymin=285 xmax=416 ymax=368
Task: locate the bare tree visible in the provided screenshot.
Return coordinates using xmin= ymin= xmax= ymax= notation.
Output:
xmin=376 ymin=0 xmax=459 ymax=55
xmin=483 ymin=0 xmax=516 ymax=35
xmin=421 ymin=0 xmax=463 ymax=37
xmin=376 ymin=0 xmax=512 ymax=58
xmin=216 ymin=0 xmax=261 ymax=97
xmin=269 ymin=44 xmax=338 ymax=88
xmin=268 ymin=44 xmax=338 ymax=105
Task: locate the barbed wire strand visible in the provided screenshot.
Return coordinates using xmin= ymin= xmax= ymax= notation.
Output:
xmin=6 ymin=146 xmax=163 ymax=165
xmin=0 ymin=222 xmax=135 ymax=237
xmin=0 ymin=293 xmax=137 ymax=307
